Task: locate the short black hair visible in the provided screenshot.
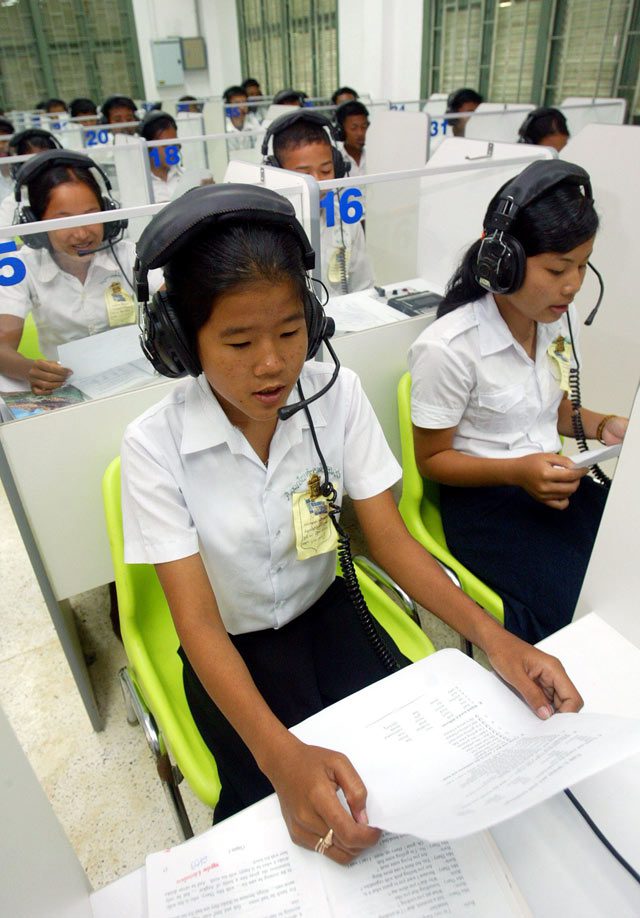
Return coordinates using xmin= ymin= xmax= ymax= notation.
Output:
xmin=242 ymin=78 xmax=261 ymax=91
xmin=0 ymin=117 xmax=14 ymax=135
xmin=335 ymin=100 xmax=369 ymax=126
xmin=331 ymin=86 xmax=358 ymax=105
xmin=9 ymin=128 xmax=60 ymax=156
xmin=273 ymin=88 xmax=305 ymax=106
xmin=138 ymin=111 xmax=177 ymax=141
xmin=447 ymin=88 xmax=483 ymax=112
xmin=518 ymin=107 xmax=570 ymax=145
xmin=223 ymin=85 xmax=247 ymax=103
xmin=69 ymin=97 xmax=97 ymax=118
xmin=273 ymin=119 xmax=331 ymax=162
xmin=101 ymin=95 xmax=137 ymax=121
xmin=45 ymin=97 xmax=67 ymax=112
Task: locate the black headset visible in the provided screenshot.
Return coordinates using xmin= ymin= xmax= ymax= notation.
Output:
xmin=273 ymin=89 xmax=307 ymax=106
xmin=14 ymin=149 xmax=128 ymax=250
xmin=261 ymin=110 xmax=350 ymax=179
xmin=135 ymin=183 xmax=334 ymax=379
xmin=475 ymin=160 xmax=593 ymax=295
xmin=8 ymin=128 xmax=63 ymax=180
xmin=333 ymin=100 xmax=370 ymax=142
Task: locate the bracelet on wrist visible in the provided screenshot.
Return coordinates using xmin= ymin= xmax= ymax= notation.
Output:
xmin=596 ymin=414 xmax=616 ymax=445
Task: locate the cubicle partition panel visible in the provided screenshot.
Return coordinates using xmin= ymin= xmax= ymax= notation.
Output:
xmin=560 ymin=123 xmax=640 ymax=417
xmin=464 ymin=103 xmax=535 ymax=143
xmin=417 ymin=139 xmax=553 ymax=291
xmin=560 ymin=98 xmax=627 ymax=138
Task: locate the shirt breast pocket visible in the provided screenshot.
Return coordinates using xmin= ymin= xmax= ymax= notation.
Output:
xmin=476 ymin=383 xmax=527 ymax=433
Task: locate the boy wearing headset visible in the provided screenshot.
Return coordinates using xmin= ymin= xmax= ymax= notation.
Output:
xmin=264 ymin=110 xmax=373 ymax=297
xmin=335 ymin=100 xmax=369 ymax=177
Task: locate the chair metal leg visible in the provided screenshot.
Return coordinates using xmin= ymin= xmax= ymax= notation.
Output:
xmin=118 ymin=666 xmax=195 ymax=839
xmin=118 ymin=667 xmax=138 ymax=725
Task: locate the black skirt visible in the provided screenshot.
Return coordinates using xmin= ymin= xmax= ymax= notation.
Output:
xmin=179 ymin=577 xmax=409 ymax=823
xmin=439 ymin=475 xmax=608 ymax=644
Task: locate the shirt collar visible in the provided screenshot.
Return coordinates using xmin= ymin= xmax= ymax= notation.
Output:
xmin=180 ymin=369 xmax=328 ymax=456
xmin=475 ymin=294 xmax=566 ymax=357
xmin=37 ymin=245 xmax=121 ymax=283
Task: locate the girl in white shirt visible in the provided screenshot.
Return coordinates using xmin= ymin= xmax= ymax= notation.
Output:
xmin=0 ymin=150 xmax=164 ymax=393
xmin=122 ymin=183 xmax=583 ymax=862
xmin=409 ymin=161 xmax=627 ymax=643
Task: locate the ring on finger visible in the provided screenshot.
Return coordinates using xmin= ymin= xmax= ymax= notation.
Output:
xmin=314 ymin=828 xmax=334 ymax=855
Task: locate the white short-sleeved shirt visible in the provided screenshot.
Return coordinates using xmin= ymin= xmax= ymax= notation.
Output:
xmin=151 ymin=165 xmax=184 ymax=204
xmin=408 ymin=294 xmax=580 ymax=458
xmin=320 ymin=203 xmax=373 ymax=297
xmin=0 ymin=190 xmax=17 ymax=228
xmin=339 ymin=145 xmax=366 ymax=178
xmin=225 ymin=117 xmax=257 ymax=152
xmin=121 ymin=362 xmax=401 ymax=635
xmin=0 ymin=239 xmax=163 ymax=359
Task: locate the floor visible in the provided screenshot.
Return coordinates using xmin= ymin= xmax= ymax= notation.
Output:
xmin=0 ymin=484 xmax=462 ymax=893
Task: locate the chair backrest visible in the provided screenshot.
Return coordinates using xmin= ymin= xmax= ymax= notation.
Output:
xmin=17 ymin=313 xmax=45 ymax=361
xmin=102 ymin=457 xmax=220 ymax=807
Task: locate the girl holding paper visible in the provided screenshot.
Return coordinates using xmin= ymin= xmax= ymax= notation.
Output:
xmin=409 ymin=160 xmax=627 ymax=644
xmin=0 ymin=149 xmax=162 ymax=394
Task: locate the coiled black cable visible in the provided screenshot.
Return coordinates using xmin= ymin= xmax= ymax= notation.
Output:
xmin=335 ymin=190 xmax=349 ymax=295
xmin=297 ymin=381 xmax=399 ymax=674
xmin=566 ymin=310 xmax=611 ymax=488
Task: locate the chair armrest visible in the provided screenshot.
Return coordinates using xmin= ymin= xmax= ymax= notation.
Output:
xmin=353 ymin=555 xmax=419 ymax=621
xmin=435 ymin=558 xmax=462 ymax=589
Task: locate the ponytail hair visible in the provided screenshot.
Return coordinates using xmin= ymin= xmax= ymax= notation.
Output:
xmin=438 ymin=178 xmax=599 ymax=317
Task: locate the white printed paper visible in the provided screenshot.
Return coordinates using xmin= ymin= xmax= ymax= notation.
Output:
xmin=72 ymin=358 xmax=155 ymax=399
xmin=569 ymin=442 xmax=622 ymax=468
xmin=58 ymin=324 xmax=142 ymax=378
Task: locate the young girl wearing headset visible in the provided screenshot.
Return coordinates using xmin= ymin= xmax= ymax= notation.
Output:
xmin=409 ymin=161 xmax=627 ymax=645
xmin=0 ymin=149 xmax=162 ymax=394
xmin=122 ymin=182 xmax=582 ymax=864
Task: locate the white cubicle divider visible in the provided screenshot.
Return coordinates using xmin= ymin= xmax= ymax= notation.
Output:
xmin=560 ymin=123 xmax=640 ymax=417
xmin=202 ymin=100 xmax=228 ymax=187
xmin=364 ymin=110 xmax=429 ymax=283
xmin=561 ymin=97 xmax=626 ymax=137
xmin=1 ymin=704 xmax=94 ymax=918
xmin=417 ymin=139 xmax=553 ymax=291
xmin=464 ymin=102 xmax=534 ymax=143
xmin=113 ymin=138 xmax=154 ymax=240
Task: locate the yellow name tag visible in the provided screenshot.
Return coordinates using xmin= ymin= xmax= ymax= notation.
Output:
xmin=327 ymin=246 xmax=351 ymax=285
xmin=547 ymin=334 xmax=573 ymax=394
xmin=105 ymin=281 xmax=136 ymax=327
xmin=292 ymin=474 xmax=338 ymax=560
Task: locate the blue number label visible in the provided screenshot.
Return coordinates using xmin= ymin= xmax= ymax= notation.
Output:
xmin=339 ymin=188 xmax=363 ymax=224
xmin=86 ymin=129 xmax=109 ymax=146
xmin=149 ymin=145 xmax=181 ymax=167
xmin=0 ymin=241 xmax=26 ymax=287
xmin=320 ymin=190 xmax=336 ymax=227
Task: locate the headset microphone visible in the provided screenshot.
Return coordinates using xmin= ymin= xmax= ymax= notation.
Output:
xmin=584 ymin=262 xmax=604 ymax=326
xmin=278 ymin=331 xmax=339 ymax=421
xmin=77 ymin=241 xmax=113 ymax=256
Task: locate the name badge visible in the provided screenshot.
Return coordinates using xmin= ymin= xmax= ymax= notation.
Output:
xmin=105 ymin=281 xmax=136 ymax=327
xmin=547 ymin=334 xmax=573 ymax=394
xmin=292 ymin=473 xmax=338 ymax=560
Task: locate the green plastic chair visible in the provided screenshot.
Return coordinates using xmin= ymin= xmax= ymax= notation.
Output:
xmin=17 ymin=313 xmax=45 ymax=361
xmin=103 ymin=457 xmax=435 ymax=838
xmin=397 ymin=372 xmax=504 ymax=627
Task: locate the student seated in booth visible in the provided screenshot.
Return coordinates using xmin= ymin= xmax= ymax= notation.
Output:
xmin=518 ymin=107 xmax=570 ymax=153
xmin=0 ymin=127 xmax=62 ymax=227
xmin=264 ymin=110 xmax=373 ymax=296
xmin=272 ymin=88 xmax=306 ymax=107
xmin=0 ymin=117 xmax=15 ymax=199
xmin=240 ymin=77 xmax=266 ymax=123
xmin=100 ymin=94 xmax=139 ymax=136
xmin=331 ymin=86 xmax=359 ymax=106
xmin=138 ymin=110 xmax=184 ymax=203
xmin=177 ymin=95 xmax=203 ymax=115
xmin=69 ymin=97 xmax=98 ymax=128
xmin=335 ymin=100 xmax=369 ymax=177
xmin=446 ymin=87 xmax=483 ymax=137
xmin=223 ymin=85 xmax=261 ymax=151
xmin=122 ymin=182 xmax=583 ymax=858
xmin=408 ymin=161 xmax=627 ymax=644
xmin=0 ymin=149 xmax=162 ymax=393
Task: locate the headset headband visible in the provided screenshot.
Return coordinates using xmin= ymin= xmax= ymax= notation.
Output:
xmin=135 ymin=183 xmax=316 ymax=302
xmin=10 ymin=128 xmax=62 ymax=153
xmin=484 ymin=160 xmax=592 ymax=235
xmin=261 ymin=109 xmax=338 ymax=158
xmin=14 ymin=149 xmax=114 ymax=202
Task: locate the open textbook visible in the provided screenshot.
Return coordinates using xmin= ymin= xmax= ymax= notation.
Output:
xmin=145 ymin=648 xmax=640 ymax=917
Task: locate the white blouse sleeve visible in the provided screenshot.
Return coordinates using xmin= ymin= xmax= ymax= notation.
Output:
xmin=408 ymin=335 xmax=474 ymax=429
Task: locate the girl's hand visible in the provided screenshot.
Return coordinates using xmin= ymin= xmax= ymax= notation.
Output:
xmin=265 ymin=736 xmax=381 ymax=864
xmin=485 ymin=630 xmax=584 ymax=718
xmin=28 ymin=359 xmax=72 ymax=395
xmin=602 ymin=415 xmax=628 ymax=445
xmin=513 ymin=453 xmax=586 ymax=509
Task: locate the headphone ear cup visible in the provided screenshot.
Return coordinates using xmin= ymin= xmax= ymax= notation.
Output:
xmin=334 ymin=121 xmax=344 ymax=142
xmin=475 ymin=233 xmax=525 ymax=295
xmin=304 ymin=288 xmax=334 ymax=359
xmin=18 ymin=206 xmax=50 ymax=250
xmin=143 ymin=290 xmax=202 ymax=378
xmin=331 ymin=147 xmax=347 ymax=179
xmin=100 ymin=195 xmax=128 ymax=242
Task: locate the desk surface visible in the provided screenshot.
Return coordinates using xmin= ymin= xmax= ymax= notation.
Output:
xmin=90 ymin=612 xmax=640 ymax=917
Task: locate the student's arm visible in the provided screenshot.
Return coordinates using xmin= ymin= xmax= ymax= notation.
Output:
xmin=413 ymin=423 xmax=586 ymax=511
xmin=353 ymin=489 xmax=584 ymax=716
xmin=557 ymin=394 xmax=628 ymax=443
xmin=155 ymin=552 xmax=381 ymax=864
xmin=0 ymin=314 xmax=71 ymax=393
